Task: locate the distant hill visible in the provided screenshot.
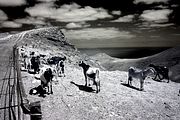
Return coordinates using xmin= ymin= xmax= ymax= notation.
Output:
xmin=91 ymin=47 xmax=180 ymax=82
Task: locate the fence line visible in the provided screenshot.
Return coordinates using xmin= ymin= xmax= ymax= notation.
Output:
xmin=13 ymin=45 xmax=28 ymax=120
xmin=0 ymin=45 xmax=40 ymax=120
xmin=0 ymin=45 xmax=29 ymax=120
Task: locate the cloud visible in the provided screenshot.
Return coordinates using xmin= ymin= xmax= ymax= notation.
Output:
xmin=62 ymin=28 xmax=135 ymax=40
xmin=66 ymin=22 xmax=82 ymax=29
xmin=140 ymin=9 xmax=172 ymax=23
xmin=111 ymin=10 xmax=121 ymax=15
xmin=149 ymin=23 xmax=174 ymax=27
xmin=111 ymin=15 xmax=134 ymax=22
xmin=138 ymin=22 xmax=174 ymax=29
xmin=15 ymin=17 xmax=45 ymax=25
xmin=155 ymin=5 xmax=168 ymax=9
xmin=0 ymin=10 xmax=8 ymax=21
xmin=0 ymin=0 xmax=26 ymax=6
xmin=133 ymin=0 xmax=169 ymax=4
xmin=65 ymin=22 xmax=90 ymax=29
xmin=0 ymin=21 xmax=22 ymax=28
xmin=25 ymin=3 xmax=112 ymax=22
xmin=150 ymin=35 xmax=160 ymax=38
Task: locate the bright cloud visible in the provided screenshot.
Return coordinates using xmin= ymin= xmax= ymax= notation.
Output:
xmin=155 ymin=5 xmax=168 ymax=9
xmin=139 ymin=22 xmax=174 ymax=28
xmin=25 ymin=3 xmax=112 ymax=22
xmin=140 ymin=9 xmax=172 ymax=23
xmin=111 ymin=15 xmax=134 ymax=22
xmin=149 ymin=23 xmax=174 ymax=27
xmin=0 ymin=0 xmax=26 ymax=6
xmin=0 ymin=10 xmax=8 ymax=21
xmin=0 ymin=21 xmax=22 ymax=28
xmin=15 ymin=17 xmax=45 ymax=25
xmin=65 ymin=22 xmax=90 ymax=29
xmin=134 ymin=0 xmax=169 ymax=4
xmin=111 ymin=10 xmax=121 ymax=15
xmin=62 ymin=28 xmax=135 ymax=40
xmin=66 ymin=23 xmax=82 ymax=29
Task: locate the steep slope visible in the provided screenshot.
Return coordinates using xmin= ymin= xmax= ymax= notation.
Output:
xmin=18 ymin=27 xmax=75 ymax=51
xmin=3 ymin=27 xmax=177 ymax=120
xmin=1 ymin=27 xmax=103 ymax=69
xmin=1 ymin=27 xmax=179 ymax=120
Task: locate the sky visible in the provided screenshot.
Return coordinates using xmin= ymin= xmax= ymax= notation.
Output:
xmin=0 ymin=0 xmax=180 ymax=48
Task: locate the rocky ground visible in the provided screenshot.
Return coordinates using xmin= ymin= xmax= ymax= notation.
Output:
xmin=22 ymin=60 xmax=180 ymax=120
xmin=1 ymin=27 xmax=180 ymax=120
xmin=20 ymin=46 xmax=180 ymax=120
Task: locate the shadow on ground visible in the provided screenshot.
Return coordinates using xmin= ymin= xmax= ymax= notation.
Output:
xmin=28 ymin=70 xmax=36 ymax=74
xmin=70 ymin=81 xmax=96 ymax=93
xmin=153 ymin=79 xmax=170 ymax=83
xmin=153 ymin=79 xmax=163 ymax=82
xmin=121 ymin=83 xmax=142 ymax=91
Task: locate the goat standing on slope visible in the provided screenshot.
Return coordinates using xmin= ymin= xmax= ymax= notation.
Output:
xmin=79 ymin=61 xmax=100 ymax=93
xmin=56 ymin=57 xmax=66 ymax=77
xmin=128 ymin=67 xmax=154 ymax=91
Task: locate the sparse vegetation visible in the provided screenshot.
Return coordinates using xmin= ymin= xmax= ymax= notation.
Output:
xmin=9 ymin=27 xmax=180 ymax=120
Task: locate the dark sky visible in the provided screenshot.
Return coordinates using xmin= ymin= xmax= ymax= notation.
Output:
xmin=0 ymin=0 xmax=180 ymax=48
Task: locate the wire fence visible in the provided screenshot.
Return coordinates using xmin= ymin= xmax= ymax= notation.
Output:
xmin=0 ymin=45 xmax=29 ymax=120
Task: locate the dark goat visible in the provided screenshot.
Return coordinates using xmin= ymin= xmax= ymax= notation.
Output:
xmin=47 ymin=56 xmax=66 ymax=65
xmin=149 ymin=64 xmax=169 ymax=83
xmin=40 ymin=68 xmax=53 ymax=95
xmin=31 ymin=56 xmax=40 ymax=74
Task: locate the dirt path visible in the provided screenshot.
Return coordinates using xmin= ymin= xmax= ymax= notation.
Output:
xmin=22 ymin=64 xmax=180 ymax=120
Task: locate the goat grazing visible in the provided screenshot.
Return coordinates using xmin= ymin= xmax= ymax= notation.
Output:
xmin=40 ymin=68 xmax=54 ymax=95
xmin=79 ymin=61 xmax=100 ymax=93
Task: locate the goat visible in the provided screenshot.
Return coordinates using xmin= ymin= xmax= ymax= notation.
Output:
xmin=128 ymin=67 xmax=154 ymax=91
xmin=148 ymin=64 xmax=169 ymax=83
xmin=40 ymin=68 xmax=54 ymax=94
xmin=79 ymin=61 xmax=100 ymax=93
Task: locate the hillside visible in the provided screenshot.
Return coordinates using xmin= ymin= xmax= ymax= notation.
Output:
xmin=9 ymin=27 xmax=103 ymax=69
xmin=23 ymin=65 xmax=180 ymax=120
xmin=91 ymin=47 xmax=180 ymax=82
xmin=1 ymin=27 xmax=180 ymax=120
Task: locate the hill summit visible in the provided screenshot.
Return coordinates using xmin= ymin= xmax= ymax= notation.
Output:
xmin=6 ymin=27 xmax=103 ymax=69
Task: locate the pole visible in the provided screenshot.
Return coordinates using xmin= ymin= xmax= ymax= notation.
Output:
xmin=14 ymin=46 xmax=21 ymax=120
